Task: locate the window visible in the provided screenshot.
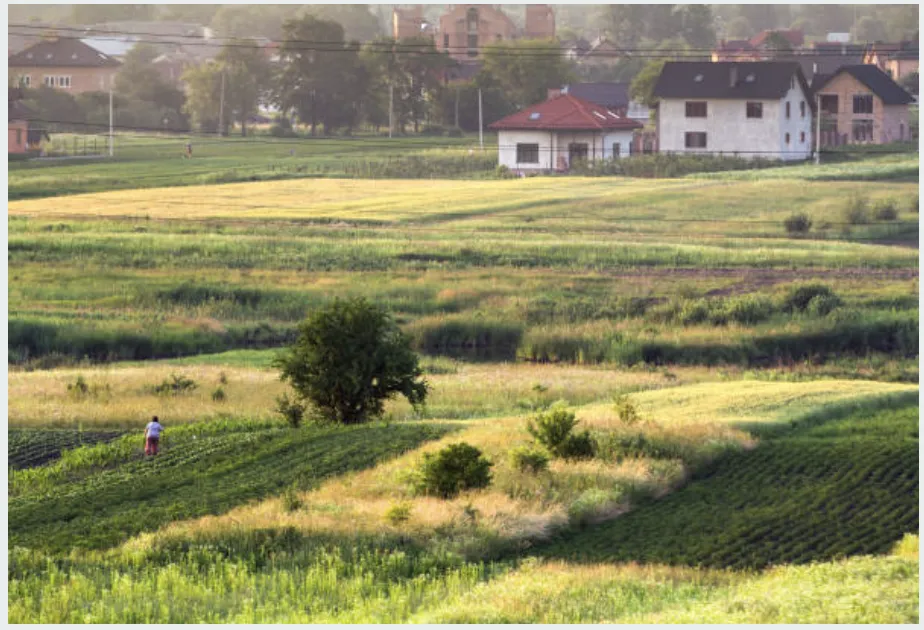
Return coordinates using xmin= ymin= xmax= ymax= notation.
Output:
xmin=568 ymin=143 xmax=589 ymax=162
xmin=612 ymin=142 xmax=621 ymax=158
xmin=853 ymin=94 xmax=873 ymax=114
xmin=786 ymin=102 xmax=791 ymax=119
xmin=800 ymin=101 xmax=806 ymax=118
xmin=516 ymin=143 xmax=539 ymax=164
xmin=800 ymin=131 xmax=806 ymax=143
xmin=43 ymin=75 xmax=54 ymax=87
xmin=746 ymin=102 xmax=763 ymax=118
xmin=467 ymin=33 xmax=478 ymax=56
xmin=58 ymin=76 xmax=71 ymax=88
xmin=443 ymin=34 xmax=449 ymax=50
xmin=785 ymin=132 xmax=790 ymax=144
xmin=684 ymin=132 xmax=707 ymax=148
xmin=19 ymin=75 xmax=31 ymax=87
xmin=820 ymin=94 xmax=838 ymax=115
xmin=853 ymin=119 xmax=874 ymax=142
xmin=467 ymin=7 xmax=478 ymax=31
xmin=685 ymin=101 xmax=707 ymax=117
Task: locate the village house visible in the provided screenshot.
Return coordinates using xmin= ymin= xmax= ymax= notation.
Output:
xmin=863 ymin=42 xmax=919 ymax=81
xmin=653 ymin=61 xmax=814 ymax=161
xmin=711 ymin=40 xmax=761 ymax=62
xmin=393 ymin=4 xmax=555 ymax=62
xmin=8 ymin=36 xmax=120 ymax=93
xmin=489 ymin=93 xmax=642 ymax=173
xmin=814 ymin=65 xmax=914 ymax=146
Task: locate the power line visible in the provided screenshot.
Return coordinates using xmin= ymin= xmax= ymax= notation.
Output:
xmin=13 ymin=119 xmax=920 ymax=156
xmin=9 ymin=23 xmax=902 ymax=59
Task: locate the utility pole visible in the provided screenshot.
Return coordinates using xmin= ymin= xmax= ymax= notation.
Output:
xmin=454 ymin=87 xmax=460 ymax=129
xmin=389 ymin=83 xmax=394 ymax=138
xmin=478 ymin=87 xmax=483 ymax=150
xmin=108 ymin=82 xmax=113 ymax=157
xmin=815 ymin=93 xmax=821 ymax=165
xmin=218 ymin=70 xmax=226 ymax=137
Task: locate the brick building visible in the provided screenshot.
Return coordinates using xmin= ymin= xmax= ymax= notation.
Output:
xmin=9 ymin=36 xmax=120 ymax=94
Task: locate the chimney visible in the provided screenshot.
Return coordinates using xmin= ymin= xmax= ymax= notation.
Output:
xmin=729 ymin=64 xmax=738 ymax=87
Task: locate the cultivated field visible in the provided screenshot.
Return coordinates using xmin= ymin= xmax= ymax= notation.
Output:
xmin=8 ymin=150 xmax=920 ymax=623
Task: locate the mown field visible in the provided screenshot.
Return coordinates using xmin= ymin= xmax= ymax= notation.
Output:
xmin=8 ymin=381 xmax=919 ymax=622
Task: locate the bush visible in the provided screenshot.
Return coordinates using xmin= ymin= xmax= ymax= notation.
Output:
xmin=67 ymin=375 xmax=90 ymax=397
xmin=783 ymin=212 xmax=813 ymax=234
xmin=384 ymin=502 xmax=412 ymax=525
xmin=268 ymin=116 xmax=297 ymax=138
xmin=276 ymin=392 xmax=305 ymax=428
xmin=723 ymin=295 xmax=775 ymax=325
xmin=612 ymin=394 xmax=642 ymax=426
xmin=527 ymin=403 xmax=596 ymax=460
xmin=218 ymin=372 xmax=229 ymax=385
xmin=152 ymin=373 xmax=197 ymax=396
xmin=211 ymin=387 xmax=226 ymax=402
xmin=842 ymin=195 xmax=870 ymax=225
xmin=274 ymin=298 xmax=428 ymax=424
xmin=509 ymin=445 xmax=550 ymax=474
xmin=873 ymin=200 xmax=899 ymax=221
xmin=806 ymin=293 xmax=843 ymax=317
xmin=414 ymin=443 xmax=493 ymax=499
xmin=281 ymin=483 xmax=302 ymax=512
xmin=908 ymin=194 xmax=919 ymax=213
xmin=782 ymin=284 xmax=838 ymax=313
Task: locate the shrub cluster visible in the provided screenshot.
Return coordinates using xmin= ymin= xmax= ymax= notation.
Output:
xmin=151 ymin=373 xmax=197 ymax=396
xmin=571 ymin=153 xmax=783 ymax=178
xmin=842 ymin=195 xmax=871 ymax=225
xmin=508 ymin=445 xmax=550 ymax=474
xmin=783 ymin=212 xmax=813 ymax=234
xmin=527 ymin=404 xmax=596 ymax=460
xmin=413 ymin=443 xmax=493 ymax=498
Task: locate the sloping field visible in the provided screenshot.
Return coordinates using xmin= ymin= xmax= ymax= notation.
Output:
xmin=7 ymin=381 xmax=918 ymax=623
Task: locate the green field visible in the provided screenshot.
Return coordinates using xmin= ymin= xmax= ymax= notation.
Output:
xmin=8 ymin=146 xmax=919 ymax=622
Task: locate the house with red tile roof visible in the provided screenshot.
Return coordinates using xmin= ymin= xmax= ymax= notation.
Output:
xmin=750 ymin=29 xmax=805 ymax=51
xmin=488 ymin=93 xmax=643 ymax=172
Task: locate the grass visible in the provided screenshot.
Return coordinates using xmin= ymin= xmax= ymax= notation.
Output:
xmin=8 ymin=382 xmax=918 ymax=623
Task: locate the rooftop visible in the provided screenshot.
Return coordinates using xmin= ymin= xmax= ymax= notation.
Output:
xmin=8 ymin=37 xmax=121 ymax=68
xmin=489 ymin=93 xmax=643 ymax=131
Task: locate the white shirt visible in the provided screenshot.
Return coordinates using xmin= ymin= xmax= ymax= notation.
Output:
xmin=146 ymin=422 xmax=163 ymax=438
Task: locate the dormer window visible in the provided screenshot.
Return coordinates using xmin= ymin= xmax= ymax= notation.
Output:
xmin=593 ymin=111 xmax=606 ymax=120
xmin=528 ymin=112 xmax=541 ymax=120
xmin=745 ymin=74 xmax=755 ymax=83
xmin=694 ymin=74 xmax=704 ymax=83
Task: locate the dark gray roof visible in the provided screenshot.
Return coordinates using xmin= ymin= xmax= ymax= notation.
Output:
xmin=776 ymin=53 xmax=865 ymax=84
xmin=563 ymin=82 xmax=630 ymax=109
xmin=817 ymin=65 xmax=914 ymax=105
xmin=9 ymin=37 xmax=121 ymax=68
xmin=652 ymin=61 xmax=810 ymax=101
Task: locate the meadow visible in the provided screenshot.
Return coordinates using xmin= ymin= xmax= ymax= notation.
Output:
xmin=7 ymin=146 xmax=919 ymax=622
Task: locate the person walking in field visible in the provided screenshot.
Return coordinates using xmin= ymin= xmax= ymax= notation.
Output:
xmin=185 ymin=142 xmax=192 ymax=159
xmin=145 ymin=416 xmax=164 ymax=456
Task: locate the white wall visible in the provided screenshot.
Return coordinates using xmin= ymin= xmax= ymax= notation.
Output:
xmin=498 ymin=129 xmax=636 ymax=171
xmin=658 ymin=81 xmax=813 ymax=161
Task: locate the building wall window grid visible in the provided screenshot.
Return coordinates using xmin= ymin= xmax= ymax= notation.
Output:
xmin=684 ymin=131 xmax=707 ymax=148
xmin=515 ymin=143 xmax=539 ymax=164
xmin=853 ymin=94 xmax=873 ymax=114
xmin=800 ymin=101 xmax=806 ymax=117
xmin=852 ymin=119 xmax=873 ymax=142
xmin=746 ymin=102 xmax=763 ymax=118
xmin=685 ymin=101 xmax=707 ymax=117
xmin=785 ymin=102 xmax=791 ymax=118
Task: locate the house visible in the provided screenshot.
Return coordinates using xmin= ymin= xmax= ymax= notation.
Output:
xmin=8 ymin=88 xmax=31 ymax=154
xmin=488 ymin=93 xmax=643 ymax=173
xmin=750 ymin=29 xmax=805 ymax=51
xmin=8 ymin=87 xmax=47 ymax=154
xmin=712 ymin=40 xmax=761 ymax=62
xmin=652 ymin=61 xmax=814 ymax=161
xmin=576 ymin=36 xmax=623 ymax=69
xmin=554 ymin=82 xmax=650 ymax=124
xmin=813 ymin=65 xmax=914 ymax=146
xmin=863 ymin=41 xmax=919 ymax=81
xmin=8 ymin=36 xmax=120 ymax=93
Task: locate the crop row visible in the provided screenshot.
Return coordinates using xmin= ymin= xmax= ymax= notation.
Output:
xmin=9 ymin=429 xmax=125 ymax=469
xmin=9 ymin=422 xmax=454 ymax=553
xmin=539 ymin=403 xmax=919 ymax=569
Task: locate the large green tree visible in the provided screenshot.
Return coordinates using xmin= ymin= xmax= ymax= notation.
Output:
xmin=677 ymin=5 xmax=716 ymax=49
xmin=216 ymin=40 xmax=271 ymax=136
xmin=480 ymin=38 xmax=574 ymax=111
xmin=275 ymin=15 xmax=369 ymax=134
xmin=115 ymin=43 xmax=187 ymax=127
xmin=314 ymin=5 xmax=382 ymax=42
xmin=181 ymin=63 xmax=223 ymax=133
xmin=275 ymin=298 xmax=428 ymax=425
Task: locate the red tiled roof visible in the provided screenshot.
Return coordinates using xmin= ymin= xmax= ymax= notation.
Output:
xmin=717 ymin=39 xmax=757 ymax=52
xmin=488 ymin=94 xmax=643 ymax=131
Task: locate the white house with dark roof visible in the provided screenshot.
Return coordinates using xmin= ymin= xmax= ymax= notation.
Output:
xmin=488 ymin=93 xmax=643 ymax=172
xmin=653 ymin=61 xmax=814 ymax=161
